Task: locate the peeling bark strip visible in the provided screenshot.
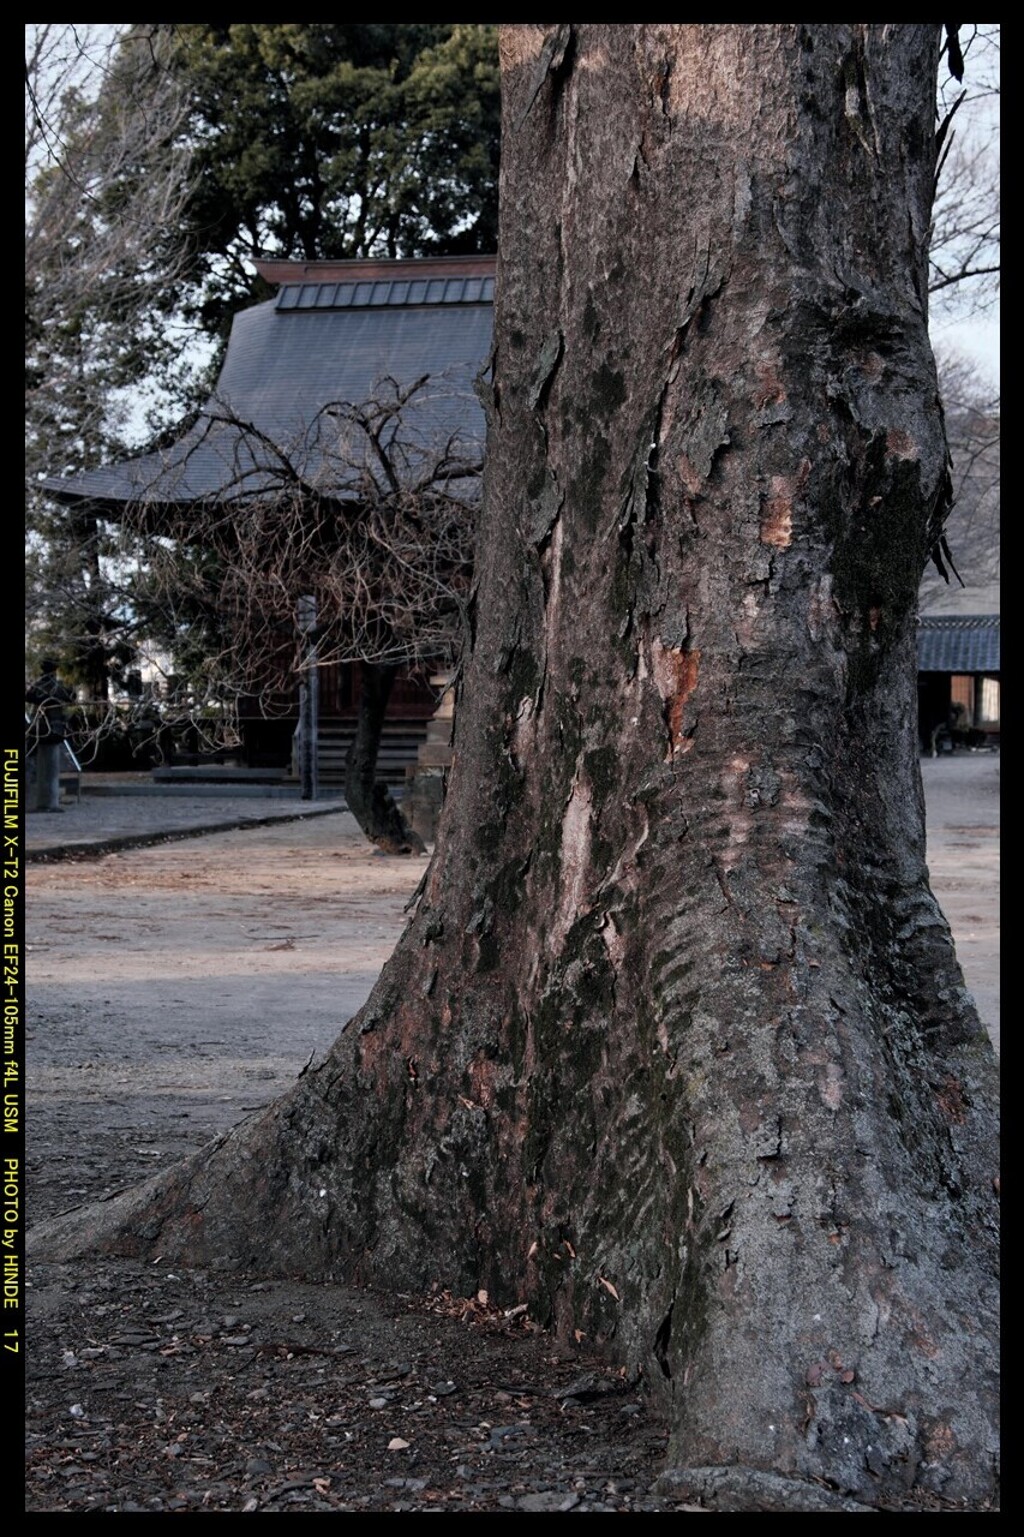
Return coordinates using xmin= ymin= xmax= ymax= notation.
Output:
xmin=760 ymin=462 xmax=810 ymax=549
xmin=30 ymin=26 xmax=998 ymax=1512
xmin=651 ymin=639 xmax=700 ymax=754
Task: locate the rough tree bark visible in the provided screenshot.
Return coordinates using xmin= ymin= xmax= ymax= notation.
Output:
xmin=33 ymin=25 xmax=998 ymax=1510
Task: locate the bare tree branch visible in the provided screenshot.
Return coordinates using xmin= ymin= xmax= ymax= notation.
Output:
xmin=119 ymin=373 xmax=481 ymax=731
xmin=920 ymin=348 xmax=999 ymax=609
xmin=929 ymin=24 xmax=999 ymax=317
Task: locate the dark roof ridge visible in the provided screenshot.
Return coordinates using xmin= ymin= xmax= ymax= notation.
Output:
xmin=254 ymin=254 xmax=497 ymax=287
xmin=918 ymin=614 xmax=1000 ymax=626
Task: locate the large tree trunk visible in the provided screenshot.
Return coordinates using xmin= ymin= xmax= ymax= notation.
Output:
xmin=343 ymin=661 xmax=425 ymax=853
xmin=32 ymin=26 xmax=998 ymax=1510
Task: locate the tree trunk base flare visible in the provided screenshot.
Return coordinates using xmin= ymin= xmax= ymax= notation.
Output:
xmin=344 ymin=662 xmax=426 ymax=854
xmin=29 ymin=26 xmax=998 ymax=1511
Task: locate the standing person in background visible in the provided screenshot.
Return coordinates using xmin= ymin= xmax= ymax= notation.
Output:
xmin=26 ymin=658 xmax=74 ymax=812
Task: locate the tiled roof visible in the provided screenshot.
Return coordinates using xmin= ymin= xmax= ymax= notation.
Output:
xmin=41 ymin=259 xmax=494 ymax=509
xmin=917 ymin=615 xmax=1000 ymax=674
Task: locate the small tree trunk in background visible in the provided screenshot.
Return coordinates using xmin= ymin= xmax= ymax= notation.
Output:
xmin=32 ymin=25 xmax=998 ymax=1510
xmin=344 ymin=662 xmax=425 ymax=852
xmin=296 ymin=594 xmax=318 ymax=801
xmin=74 ymin=509 xmax=112 ymax=704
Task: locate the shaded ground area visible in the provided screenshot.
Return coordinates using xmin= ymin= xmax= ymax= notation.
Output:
xmin=24 ymin=756 xmax=999 ymax=1511
xmin=25 ymin=781 xmax=345 ymax=863
xmin=26 ymin=1267 xmax=676 ymax=1513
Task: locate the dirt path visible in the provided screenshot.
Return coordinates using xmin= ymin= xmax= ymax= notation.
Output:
xmin=27 ymin=811 xmax=422 ymax=1225
xmin=23 ymin=760 xmax=999 ymax=1512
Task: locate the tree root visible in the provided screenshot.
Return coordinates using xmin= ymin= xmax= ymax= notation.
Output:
xmin=653 ymin=1466 xmax=884 ymax=1511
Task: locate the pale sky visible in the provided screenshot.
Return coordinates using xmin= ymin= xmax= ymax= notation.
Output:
xmin=931 ymin=311 xmax=1000 ymax=397
xmin=930 ymin=24 xmax=1000 ymax=398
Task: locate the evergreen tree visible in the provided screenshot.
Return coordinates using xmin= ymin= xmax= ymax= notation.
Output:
xmin=25 ymin=24 xmax=198 ymax=700
xmin=164 ymin=23 xmax=500 ymax=339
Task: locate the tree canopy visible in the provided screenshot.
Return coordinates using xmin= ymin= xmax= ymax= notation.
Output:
xmin=165 ymin=23 xmax=500 ymax=339
xmin=25 ymin=24 xmax=198 ymax=699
